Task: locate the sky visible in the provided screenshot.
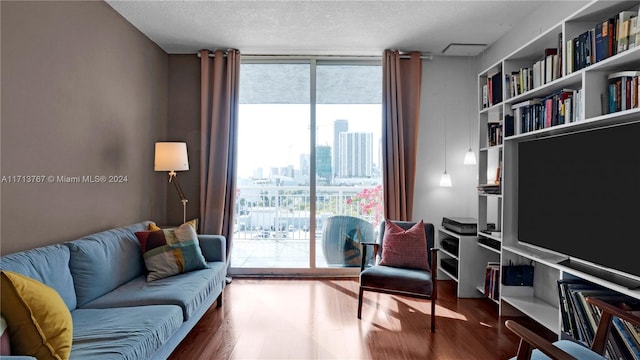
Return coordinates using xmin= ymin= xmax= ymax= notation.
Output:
xmin=237 ymin=103 xmax=382 ymax=178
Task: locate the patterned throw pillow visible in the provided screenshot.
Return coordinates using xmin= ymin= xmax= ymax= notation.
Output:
xmin=379 ymin=220 xmax=430 ymax=271
xmin=136 ymin=222 xmax=208 ymax=282
xmin=0 ymin=271 xmax=73 ymax=360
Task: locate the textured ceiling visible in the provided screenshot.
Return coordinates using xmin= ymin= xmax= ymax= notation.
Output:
xmin=106 ymin=0 xmax=551 ymax=56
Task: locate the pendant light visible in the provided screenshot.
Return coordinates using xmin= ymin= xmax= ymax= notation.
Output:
xmin=464 ymin=56 xmax=477 ymax=165
xmin=440 ymin=115 xmax=452 ymax=187
xmin=464 ymin=149 xmax=477 ymax=165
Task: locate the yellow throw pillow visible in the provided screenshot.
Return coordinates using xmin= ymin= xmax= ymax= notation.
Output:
xmin=149 ymin=219 xmax=198 ymax=233
xmin=148 ymin=223 xmax=162 ymax=231
xmin=0 ymin=271 xmax=73 ymax=360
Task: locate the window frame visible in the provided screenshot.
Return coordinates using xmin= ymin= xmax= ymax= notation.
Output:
xmin=230 ymin=56 xmax=382 ymax=276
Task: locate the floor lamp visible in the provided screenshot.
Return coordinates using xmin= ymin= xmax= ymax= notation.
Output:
xmin=154 ymin=142 xmax=189 ymax=224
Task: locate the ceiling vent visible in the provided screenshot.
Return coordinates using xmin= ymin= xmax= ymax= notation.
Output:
xmin=442 ymin=43 xmax=487 ymax=56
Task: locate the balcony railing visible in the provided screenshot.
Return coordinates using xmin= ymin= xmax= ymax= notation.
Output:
xmin=231 ymin=184 xmax=382 ymax=269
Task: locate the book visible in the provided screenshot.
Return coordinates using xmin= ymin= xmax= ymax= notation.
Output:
xmin=566 ymin=39 xmax=574 ymax=74
xmin=564 ymin=96 xmax=573 ymax=122
xmin=595 ymin=21 xmax=605 ymax=62
xmin=617 ymin=11 xmax=637 ymax=53
xmin=482 ymin=84 xmax=488 ymax=108
xmin=595 ymin=19 xmax=614 ymax=62
xmin=504 ymin=114 xmax=514 ymax=137
xmin=619 ymin=18 xmax=632 ymax=53
xmin=630 ymin=16 xmax=638 ymax=50
xmin=490 ymin=71 xmax=503 ymax=105
xmin=637 ymin=6 xmax=640 ymax=47
xmin=545 ymin=54 xmax=554 ymax=84
xmin=614 ymin=317 xmax=640 ymax=359
xmin=558 ymin=32 xmax=563 ymax=77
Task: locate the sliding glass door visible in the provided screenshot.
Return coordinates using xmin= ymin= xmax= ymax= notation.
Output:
xmin=230 ymin=59 xmax=382 ymax=275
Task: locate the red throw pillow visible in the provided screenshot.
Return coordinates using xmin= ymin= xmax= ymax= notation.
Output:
xmin=379 ymin=220 xmax=429 ymax=271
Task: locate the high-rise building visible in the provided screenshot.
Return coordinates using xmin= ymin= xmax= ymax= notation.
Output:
xmin=333 ymin=119 xmax=348 ymax=179
xmin=316 ymin=145 xmax=332 ymax=184
xmin=338 ymin=132 xmax=373 ymax=178
xmin=299 ymin=154 xmax=310 ymax=176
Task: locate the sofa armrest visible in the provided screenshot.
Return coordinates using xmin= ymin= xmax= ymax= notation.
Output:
xmin=198 ymin=235 xmax=226 ymax=263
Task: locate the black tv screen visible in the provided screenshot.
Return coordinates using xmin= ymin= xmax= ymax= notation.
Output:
xmin=517 ymin=120 xmax=640 ymax=281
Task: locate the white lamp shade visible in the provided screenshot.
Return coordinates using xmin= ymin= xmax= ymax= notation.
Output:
xmin=439 ymin=171 xmax=452 ymax=187
xmin=463 ymin=149 xmax=477 ymax=165
xmin=154 ymin=142 xmax=189 ymax=171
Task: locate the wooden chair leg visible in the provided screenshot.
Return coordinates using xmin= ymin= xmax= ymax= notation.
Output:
xmin=357 ymin=287 xmax=364 ymax=319
xmin=430 ymin=298 xmax=436 ymax=332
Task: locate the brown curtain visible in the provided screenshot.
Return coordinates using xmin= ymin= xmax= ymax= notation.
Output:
xmin=199 ymin=49 xmax=240 ymax=264
xmin=382 ymin=50 xmax=422 ymax=221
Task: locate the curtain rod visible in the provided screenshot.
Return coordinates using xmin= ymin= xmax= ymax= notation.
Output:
xmin=196 ymin=52 xmax=432 ymax=60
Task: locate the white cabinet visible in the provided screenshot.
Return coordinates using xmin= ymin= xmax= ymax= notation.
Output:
xmin=437 ymin=228 xmax=497 ymax=298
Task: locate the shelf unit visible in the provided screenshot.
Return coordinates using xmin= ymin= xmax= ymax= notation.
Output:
xmin=476 ymin=0 xmax=640 ymax=336
xmin=437 ymin=227 xmax=497 ymax=298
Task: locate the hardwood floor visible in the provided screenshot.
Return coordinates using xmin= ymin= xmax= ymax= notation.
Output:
xmin=168 ymin=279 xmax=553 ymax=360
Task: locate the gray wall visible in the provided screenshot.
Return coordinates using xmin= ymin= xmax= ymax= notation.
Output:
xmin=413 ymin=56 xmax=479 ymax=227
xmin=1 ymin=1 xmax=168 ymax=255
xmin=167 ymin=55 xmax=201 ymax=225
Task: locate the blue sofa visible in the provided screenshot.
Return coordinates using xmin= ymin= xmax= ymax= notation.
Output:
xmin=0 ymin=221 xmax=227 ymax=360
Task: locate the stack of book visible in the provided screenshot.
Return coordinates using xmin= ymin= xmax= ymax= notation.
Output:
xmin=482 ymin=71 xmax=503 ymax=108
xmin=478 ymin=183 xmax=501 ymax=195
xmin=557 ymin=279 xmax=640 ymax=359
xmin=507 ymin=47 xmax=561 ymax=98
xmin=606 ymin=70 xmax=640 ymax=114
xmin=511 ymin=88 xmax=579 ymax=135
xmin=484 ymin=262 xmax=501 ymax=301
xmin=487 ymin=122 xmax=503 ymax=146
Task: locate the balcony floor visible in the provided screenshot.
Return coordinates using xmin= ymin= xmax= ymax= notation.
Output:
xmin=230 ymin=230 xmax=356 ymax=269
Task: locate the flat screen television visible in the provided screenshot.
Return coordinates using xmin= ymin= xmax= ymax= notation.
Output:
xmin=517 ymin=120 xmax=640 ymax=288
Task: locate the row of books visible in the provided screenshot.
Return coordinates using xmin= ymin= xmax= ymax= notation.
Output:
xmin=567 ymin=7 xmax=640 ymax=74
xmin=508 ymin=48 xmax=561 ymax=98
xmin=510 ymin=89 xmax=583 ymax=135
xmin=606 ymin=70 xmax=640 ymax=114
xmin=484 ymin=262 xmax=500 ymax=301
xmin=481 ymin=71 xmax=503 ymax=108
xmin=487 ymin=122 xmax=503 ymax=147
xmin=557 ymin=279 xmax=640 ymax=360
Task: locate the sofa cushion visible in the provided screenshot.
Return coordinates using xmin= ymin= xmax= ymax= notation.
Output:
xmin=135 ymin=223 xmax=208 ymax=282
xmin=80 ymin=262 xmax=226 ymax=321
xmin=70 ymin=306 xmax=182 ymax=360
xmin=0 ymin=244 xmax=76 ymax=310
xmin=0 ymin=271 xmax=73 ymax=360
xmin=65 ymin=222 xmax=151 ymax=307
